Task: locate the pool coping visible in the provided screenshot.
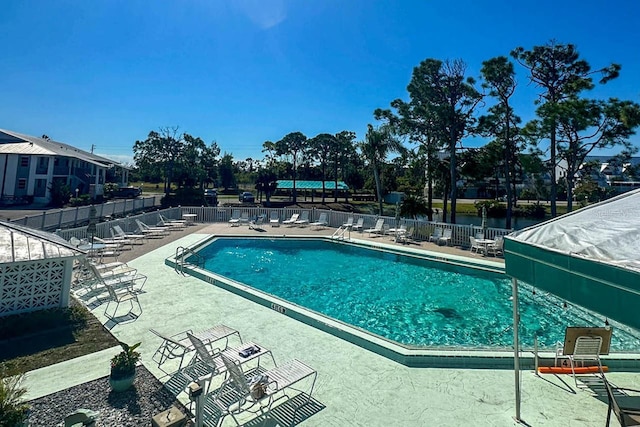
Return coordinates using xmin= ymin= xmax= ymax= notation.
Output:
xmin=165 ymin=234 xmax=640 ymax=370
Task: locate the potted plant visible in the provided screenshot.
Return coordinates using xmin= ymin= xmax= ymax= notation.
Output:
xmin=109 ymin=341 xmax=141 ymax=392
xmin=0 ymin=370 xmax=30 ymax=426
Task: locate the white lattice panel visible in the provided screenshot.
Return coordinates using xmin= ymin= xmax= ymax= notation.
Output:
xmin=0 ymin=259 xmax=66 ymax=316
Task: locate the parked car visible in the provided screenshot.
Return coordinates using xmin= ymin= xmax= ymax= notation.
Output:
xmin=239 ymin=191 xmax=255 ymax=203
xmin=113 ymin=186 xmax=141 ymax=198
xmin=204 ymin=188 xmax=218 ymax=206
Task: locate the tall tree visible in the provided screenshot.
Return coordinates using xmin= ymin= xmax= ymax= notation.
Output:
xmin=133 ymin=126 xmax=185 ymax=197
xmin=358 ymin=124 xmax=405 ymax=215
xmin=218 ymin=153 xmax=236 ymax=190
xmin=333 ymin=131 xmax=356 ymax=202
xmin=511 ymin=41 xmax=620 ymax=217
xmin=380 ymin=59 xmax=481 ymax=223
xmin=275 ymin=132 xmax=308 ymax=203
xmin=308 ymin=133 xmax=337 ymax=204
xmin=479 ymin=56 xmax=521 ymax=229
xmin=554 ymin=98 xmax=640 ymax=211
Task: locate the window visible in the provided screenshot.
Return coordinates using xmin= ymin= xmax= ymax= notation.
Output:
xmin=18 ymin=179 xmax=27 ymax=189
xmin=20 ymin=157 xmax=29 ymax=167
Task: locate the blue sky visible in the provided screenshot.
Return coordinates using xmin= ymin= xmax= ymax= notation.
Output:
xmin=2 ymin=0 xmax=640 ymax=165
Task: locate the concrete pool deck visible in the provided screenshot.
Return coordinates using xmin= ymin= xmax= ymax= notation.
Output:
xmin=23 ymin=223 xmax=640 ymax=426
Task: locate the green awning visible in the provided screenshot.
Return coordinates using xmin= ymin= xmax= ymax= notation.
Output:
xmin=276 ymin=180 xmax=349 ymax=190
xmin=505 ymin=188 xmax=640 ymax=330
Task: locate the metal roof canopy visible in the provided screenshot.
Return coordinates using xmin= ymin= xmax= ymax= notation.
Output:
xmin=0 ymin=220 xmax=82 ymax=263
xmin=504 ymin=188 xmax=640 ymax=422
xmin=276 ymin=180 xmax=349 ymax=190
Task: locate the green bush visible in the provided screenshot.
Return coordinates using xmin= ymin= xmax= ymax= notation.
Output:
xmin=0 ymin=368 xmax=29 ymax=426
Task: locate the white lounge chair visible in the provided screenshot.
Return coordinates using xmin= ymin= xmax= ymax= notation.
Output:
xmin=150 ymin=324 xmax=241 ymax=370
xmin=135 ymin=219 xmax=169 ymax=237
xmin=269 ymin=211 xmax=280 ymax=227
xmin=87 ymin=262 xmax=147 ymax=293
xmin=310 ymin=213 xmax=328 ymax=229
xmin=295 ymin=211 xmax=310 ymax=227
xmin=238 ymin=211 xmax=250 ymax=226
xmin=343 ymin=217 xmax=354 ymax=228
xmin=352 ymin=217 xmax=364 ymax=232
xmin=185 ymin=332 xmax=272 ymax=394
xmin=229 ymin=210 xmax=241 ymax=226
xmin=249 ymin=214 xmax=265 ymax=230
xmin=158 ymin=214 xmax=186 ymax=229
xmin=111 ymin=225 xmax=146 ymax=244
xmin=364 ymin=219 xmax=385 ymax=237
xmin=282 ymin=213 xmax=299 ymax=226
xmin=209 ymin=353 xmax=317 ymax=426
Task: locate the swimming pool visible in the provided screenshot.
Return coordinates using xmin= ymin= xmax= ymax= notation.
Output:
xmin=183 ymin=237 xmax=640 ymax=352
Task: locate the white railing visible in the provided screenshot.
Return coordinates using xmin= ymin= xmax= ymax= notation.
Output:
xmin=55 ymin=206 xmax=513 ymax=249
xmin=9 ymin=196 xmax=158 ymax=231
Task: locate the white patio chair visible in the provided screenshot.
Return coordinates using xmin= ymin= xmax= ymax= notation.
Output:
xmin=486 ymin=236 xmax=504 ymax=257
xmin=351 ymin=217 xmax=364 ymax=232
xmin=429 ymin=227 xmax=443 ymax=243
xmin=364 ymin=219 xmax=385 ymax=237
xmin=438 ymin=229 xmax=452 ymax=246
xmin=104 ymin=283 xmax=142 ymax=319
xmin=469 ymin=236 xmax=482 ymax=254
xmin=342 ymin=217 xmax=354 ymax=228
xmin=310 ymin=213 xmax=328 ymax=229
xmin=269 ymin=211 xmax=280 ymax=227
xmin=228 ymin=210 xmax=241 ymax=226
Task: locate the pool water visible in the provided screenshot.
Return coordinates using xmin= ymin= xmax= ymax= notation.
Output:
xmin=194 ymin=238 xmax=640 ymax=351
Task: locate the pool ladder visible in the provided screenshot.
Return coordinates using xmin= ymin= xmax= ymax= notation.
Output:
xmin=175 ymin=246 xmax=204 ymax=275
xmin=332 ymin=225 xmax=350 ymax=240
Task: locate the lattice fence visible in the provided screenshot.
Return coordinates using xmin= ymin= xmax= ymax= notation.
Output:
xmin=0 ymin=259 xmax=69 ymax=316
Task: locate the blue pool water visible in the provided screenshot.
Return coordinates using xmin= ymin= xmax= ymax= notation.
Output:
xmin=193 ymin=238 xmax=640 ymax=350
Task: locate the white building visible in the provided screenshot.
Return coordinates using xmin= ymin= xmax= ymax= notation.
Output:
xmin=0 ymin=129 xmax=129 ymax=205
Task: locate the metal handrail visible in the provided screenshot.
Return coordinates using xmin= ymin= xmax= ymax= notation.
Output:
xmin=175 ymin=246 xmax=204 ymax=275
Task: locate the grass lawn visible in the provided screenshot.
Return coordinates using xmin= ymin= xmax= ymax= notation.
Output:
xmin=0 ymin=299 xmax=118 ymax=377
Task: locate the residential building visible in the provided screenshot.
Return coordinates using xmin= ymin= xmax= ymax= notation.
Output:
xmin=0 ymin=129 xmax=129 ymax=205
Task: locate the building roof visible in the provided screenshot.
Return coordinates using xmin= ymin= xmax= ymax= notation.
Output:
xmin=0 ymin=129 xmax=121 ymax=167
xmin=276 ymin=180 xmax=349 ymax=190
xmin=0 ymin=220 xmax=82 ymax=263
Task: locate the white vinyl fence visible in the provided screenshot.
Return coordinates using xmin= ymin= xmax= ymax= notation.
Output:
xmin=55 ymin=206 xmax=512 ymax=249
xmin=9 ymin=197 xmax=157 ymax=231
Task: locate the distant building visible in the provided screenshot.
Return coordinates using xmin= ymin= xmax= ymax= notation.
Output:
xmin=0 ymin=129 xmax=129 ymax=205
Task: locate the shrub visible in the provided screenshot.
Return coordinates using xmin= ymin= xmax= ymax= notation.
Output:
xmin=0 ymin=368 xmax=29 ymax=426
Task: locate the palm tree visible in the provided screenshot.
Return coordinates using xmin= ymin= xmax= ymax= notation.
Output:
xmin=359 ymin=124 xmax=405 ymax=215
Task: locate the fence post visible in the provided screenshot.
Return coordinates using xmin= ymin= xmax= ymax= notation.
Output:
xmin=74 ymin=206 xmax=79 ymax=227
xmin=58 ymin=209 xmax=64 ymax=229
xmin=41 ymin=211 xmax=47 ymax=230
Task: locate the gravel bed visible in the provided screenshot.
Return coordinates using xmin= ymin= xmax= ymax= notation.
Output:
xmin=27 ymin=365 xmax=193 ymax=426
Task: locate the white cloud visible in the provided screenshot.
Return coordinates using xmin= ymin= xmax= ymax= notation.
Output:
xmin=235 ymin=0 xmax=286 ymax=29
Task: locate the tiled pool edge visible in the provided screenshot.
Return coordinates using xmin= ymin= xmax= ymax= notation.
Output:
xmin=166 ymin=235 xmax=640 ymax=371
